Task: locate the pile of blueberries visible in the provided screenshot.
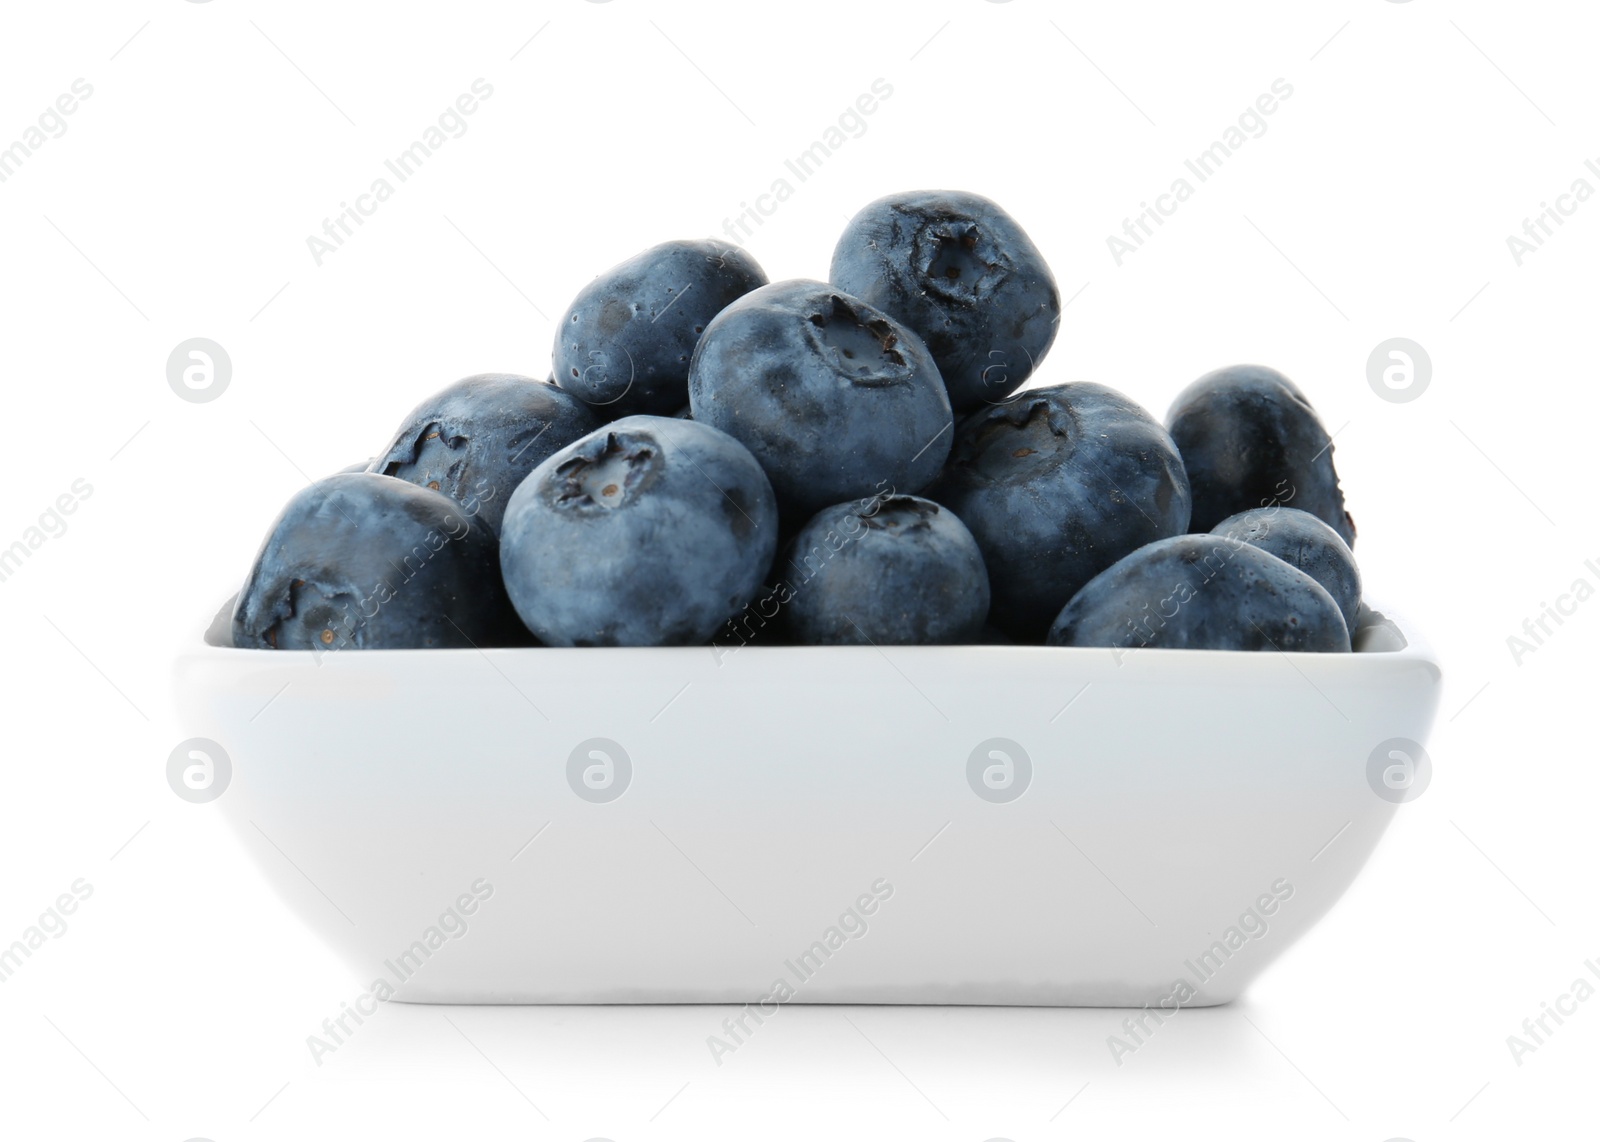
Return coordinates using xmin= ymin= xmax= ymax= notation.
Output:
xmin=232 ymin=190 xmax=1362 ymax=654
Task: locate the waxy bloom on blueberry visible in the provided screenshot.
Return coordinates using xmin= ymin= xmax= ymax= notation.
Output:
xmin=689 ymin=280 xmax=952 ymax=520
xmin=233 ymin=473 xmax=522 ymax=650
xmin=499 ymin=416 xmax=778 ymax=647
xmin=782 ymin=494 xmax=990 ymax=646
xmin=556 ymin=239 xmax=767 ymax=418
xmin=1211 ymin=506 xmax=1361 ymax=634
xmin=929 ymin=383 xmax=1190 ymax=641
xmin=1167 ymin=364 xmax=1355 ymax=546
xmin=1048 ymin=533 xmax=1350 ymax=653
xmin=371 ymin=373 xmax=598 ymax=536
xmin=831 ymin=190 xmax=1060 ymax=410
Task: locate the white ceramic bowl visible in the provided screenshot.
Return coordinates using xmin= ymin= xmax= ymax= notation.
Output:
xmin=173 ymin=598 xmax=1439 ymax=1006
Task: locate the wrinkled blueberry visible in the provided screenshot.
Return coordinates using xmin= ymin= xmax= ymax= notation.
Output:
xmin=555 ymin=239 xmax=767 ymax=418
xmin=371 ymin=374 xmax=598 ymax=536
xmin=1211 ymin=506 xmax=1361 ymax=635
xmin=499 ymin=416 xmax=778 ymax=646
xmin=1167 ymin=364 xmax=1355 ymax=546
xmin=689 ymin=280 xmax=952 ymax=519
xmin=1047 ymin=533 xmax=1350 ymax=652
xmin=232 ymin=473 xmax=520 ymax=650
xmin=830 ymin=190 xmax=1060 ymax=410
xmin=779 ymin=494 xmax=990 ymax=645
xmin=927 ymin=383 xmax=1190 ymax=641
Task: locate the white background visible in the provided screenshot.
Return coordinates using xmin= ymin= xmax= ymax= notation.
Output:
xmin=1 ymin=1 xmax=1595 ymax=1139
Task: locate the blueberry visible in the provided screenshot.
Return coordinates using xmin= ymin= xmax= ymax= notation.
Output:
xmin=232 ymin=473 xmax=521 ymax=650
xmin=371 ymin=374 xmax=599 ymax=536
xmin=499 ymin=415 xmax=778 ymax=646
xmin=830 ymin=190 xmax=1060 ymax=410
xmin=1047 ymin=534 xmax=1350 ymax=652
xmin=555 ymin=239 xmax=767 ymax=418
xmin=712 ymin=579 xmax=799 ymax=655
xmin=1211 ymin=506 xmax=1361 ymax=635
xmin=1167 ymin=364 xmax=1355 ymax=546
xmin=779 ymin=494 xmax=989 ymax=645
xmin=688 ymin=280 xmax=952 ymax=519
xmin=926 ymin=383 xmax=1190 ymax=641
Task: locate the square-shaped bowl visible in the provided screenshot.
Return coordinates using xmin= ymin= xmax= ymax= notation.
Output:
xmin=173 ymin=599 xmax=1439 ymax=1006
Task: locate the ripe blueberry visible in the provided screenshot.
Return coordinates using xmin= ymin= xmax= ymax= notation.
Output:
xmin=371 ymin=374 xmax=598 ymax=536
xmin=1047 ymin=533 xmax=1351 ymax=652
xmin=830 ymin=190 xmax=1060 ymax=410
xmin=780 ymin=494 xmax=990 ymax=645
xmin=555 ymin=239 xmax=767 ymax=417
xmin=1211 ymin=506 xmax=1361 ymax=635
xmin=689 ymin=280 xmax=952 ymax=520
xmin=498 ymin=416 xmax=778 ymax=646
xmin=232 ymin=473 xmax=521 ymax=650
xmin=928 ymin=383 xmax=1190 ymax=641
xmin=1167 ymin=364 xmax=1355 ymax=546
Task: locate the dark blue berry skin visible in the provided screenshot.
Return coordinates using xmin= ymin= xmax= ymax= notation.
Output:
xmin=1211 ymin=506 xmax=1361 ymax=635
xmin=1046 ymin=533 xmax=1350 ymax=652
xmin=926 ymin=383 xmax=1190 ymax=642
xmin=498 ymin=415 xmax=778 ymax=647
xmin=232 ymin=473 xmax=523 ymax=650
xmin=780 ymin=494 xmax=990 ymax=645
xmin=1166 ymin=365 xmax=1355 ymax=547
xmin=370 ymin=374 xmax=599 ymax=537
xmin=555 ymin=239 xmax=767 ymax=418
xmin=688 ymin=280 xmax=952 ymax=521
xmin=830 ymin=190 xmax=1060 ymax=411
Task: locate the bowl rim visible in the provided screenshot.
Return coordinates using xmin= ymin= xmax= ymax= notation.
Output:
xmin=187 ymin=591 xmax=1436 ymax=668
